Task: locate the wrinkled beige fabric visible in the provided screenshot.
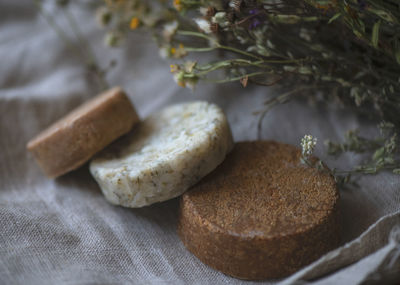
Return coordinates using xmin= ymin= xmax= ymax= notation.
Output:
xmin=1 ymin=1 xmax=399 ymax=284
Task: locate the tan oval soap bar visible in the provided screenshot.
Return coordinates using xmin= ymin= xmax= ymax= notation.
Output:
xmin=178 ymin=141 xmax=340 ymax=280
xmin=27 ymin=87 xmax=139 ymax=178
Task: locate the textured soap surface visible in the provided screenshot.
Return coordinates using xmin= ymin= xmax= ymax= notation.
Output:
xmin=178 ymin=141 xmax=340 ymax=280
xmin=90 ymin=101 xmax=233 ymax=208
xmin=27 ymin=87 xmax=139 ymax=178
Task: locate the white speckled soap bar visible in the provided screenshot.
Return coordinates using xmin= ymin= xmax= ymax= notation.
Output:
xmin=90 ymin=101 xmax=233 ymax=208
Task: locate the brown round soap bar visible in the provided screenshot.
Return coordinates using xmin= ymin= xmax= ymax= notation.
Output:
xmin=178 ymin=141 xmax=340 ymax=280
xmin=27 ymin=87 xmax=139 ymax=178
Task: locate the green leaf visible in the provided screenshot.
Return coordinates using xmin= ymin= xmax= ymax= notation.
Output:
xmin=371 ymin=20 xmax=381 ymax=49
xmin=328 ymin=13 xmax=342 ymax=24
xmin=364 ymin=167 xmax=377 ymax=174
xmin=393 ymin=169 xmax=400 ymax=174
xmin=268 ymin=15 xmax=318 ymax=24
xmin=353 ymin=29 xmax=363 ymax=39
xmin=372 ymin=146 xmax=385 ymax=161
xmin=383 ymin=157 xmax=394 ymax=165
xmin=358 ymin=19 xmax=366 ymax=34
xmin=368 ymin=8 xmax=398 ymax=24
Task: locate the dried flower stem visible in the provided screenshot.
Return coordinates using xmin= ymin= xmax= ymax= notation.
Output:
xmin=35 ymin=0 xmax=109 ymax=92
xmin=256 ymin=86 xmax=318 ymax=140
xmin=50 ymin=0 xmax=400 ymax=182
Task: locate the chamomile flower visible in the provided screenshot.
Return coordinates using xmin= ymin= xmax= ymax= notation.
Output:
xmin=162 ymin=21 xmax=178 ymax=42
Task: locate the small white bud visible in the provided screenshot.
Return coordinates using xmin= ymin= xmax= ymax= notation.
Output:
xmin=199 ymin=7 xmax=208 ymax=16
xmin=194 ymin=18 xmax=212 ymax=34
xmin=212 ymin=12 xmax=229 ymax=28
xmin=162 ymin=21 xmax=178 ymax=41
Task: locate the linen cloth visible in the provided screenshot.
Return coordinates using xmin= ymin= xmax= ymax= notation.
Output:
xmin=1 ymin=1 xmax=399 ymax=284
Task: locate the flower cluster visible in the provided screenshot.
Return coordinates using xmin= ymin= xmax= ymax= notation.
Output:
xmin=169 ymin=61 xmax=198 ymax=90
xmin=301 ymin=135 xmax=317 ymax=157
xmin=83 ymin=0 xmax=400 ymax=180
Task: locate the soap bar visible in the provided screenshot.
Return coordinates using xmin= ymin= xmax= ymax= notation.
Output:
xmin=178 ymin=141 xmax=340 ymax=280
xmin=90 ymin=101 xmax=233 ymax=208
xmin=27 ymin=87 xmax=139 ymax=178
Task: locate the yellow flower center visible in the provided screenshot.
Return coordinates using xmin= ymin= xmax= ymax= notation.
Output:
xmin=173 ymin=0 xmax=182 ymax=11
xmin=130 ymin=17 xmax=140 ymax=30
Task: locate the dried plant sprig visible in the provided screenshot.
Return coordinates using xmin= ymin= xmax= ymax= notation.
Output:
xmin=301 ymin=134 xmax=317 ymax=157
xmin=299 ymin=134 xmax=356 ymax=185
xmin=325 ymin=122 xmax=400 ymax=175
xmin=298 ymin=135 xmax=339 ymax=182
xmin=300 ymin=134 xmax=326 ymax=171
xmin=96 ymin=0 xmax=400 ymax=179
xmin=45 ymin=0 xmax=400 ymax=181
xmin=99 ymin=0 xmax=400 ymax=122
